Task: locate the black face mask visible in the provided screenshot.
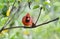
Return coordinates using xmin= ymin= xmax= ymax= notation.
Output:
xmin=25 ymin=17 xmax=30 ymax=23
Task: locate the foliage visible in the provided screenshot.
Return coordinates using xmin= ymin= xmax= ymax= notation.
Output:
xmin=0 ymin=0 xmax=60 ymax=39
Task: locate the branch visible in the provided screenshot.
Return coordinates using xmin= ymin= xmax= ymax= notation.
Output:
xmin=0 ymin=0 xmax=24 ymax=33
xmin=2 ymin=17 xmax=59 ymax=30
xmin=0 ymin=0 xmax=16 ymax=33
xmin=35 ymin=7 xmax=42 ymax=24
xmin=3 ymin=26 xmax=34 ymax=30
xmin=9 ymin=0 xmax=16 ymax=14
xmin=28 ymin=0 xmax=32 ymax=9
xmin=36 ymin=17 xmax=59 ymax=27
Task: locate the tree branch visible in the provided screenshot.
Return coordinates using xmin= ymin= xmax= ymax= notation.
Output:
xmin=36 ymin=17 xmax=59 ymax=27
xmin=0 ymin=0 xmax=16 ymax=33
xmin=35 ymin=7 xmax=42 ymax=24
xmin=2 ymin=17 xmax=59 ymax=30
xmin=0 ymin=0 xmax=26 ymax=33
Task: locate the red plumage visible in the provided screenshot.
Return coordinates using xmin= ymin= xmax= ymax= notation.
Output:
xmin=22 ymin=13 xmax=33 ymax=27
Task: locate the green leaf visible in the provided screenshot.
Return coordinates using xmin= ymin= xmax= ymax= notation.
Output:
xmin=33 ymin=5 xmax=39 ymax=9
xmin=43 ymin=1 xmax=49 ymax=5
xmin=35 ymin=0 xmax=39 ymax=2
xmin=0 ymin=17 xmax=8 ymax=27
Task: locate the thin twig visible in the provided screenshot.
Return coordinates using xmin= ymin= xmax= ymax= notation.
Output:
xmin=35 ymin=7 xmax=42 ymax=25
xmin=3 ymin=0 xmax=16 ymax=28
xmin=28 ymin=0 xmax=31 ymax=9
xmin=36 ymin=17 xmax=59 ymax=27
xmin=0 ymin=0 xmax=24 ymax=33
xmin=10 ymin=0 xmax=16 ymax=13
xmin=0 ymin=0 xmax=16 ymax=33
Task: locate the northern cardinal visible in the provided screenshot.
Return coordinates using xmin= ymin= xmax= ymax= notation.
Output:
xmin=22 ymin=13 xmax=33 ymax=27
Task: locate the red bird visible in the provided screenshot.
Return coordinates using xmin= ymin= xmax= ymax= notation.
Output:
xmin=22 ymin=13 xmax=33 ymax=27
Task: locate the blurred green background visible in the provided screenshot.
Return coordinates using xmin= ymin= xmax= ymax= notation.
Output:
xmin=0 ymin=0 xmax=60 ymax=39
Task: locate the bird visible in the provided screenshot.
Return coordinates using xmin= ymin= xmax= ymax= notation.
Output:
xmin=22 ymin=13 xmax=33 ymax=27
